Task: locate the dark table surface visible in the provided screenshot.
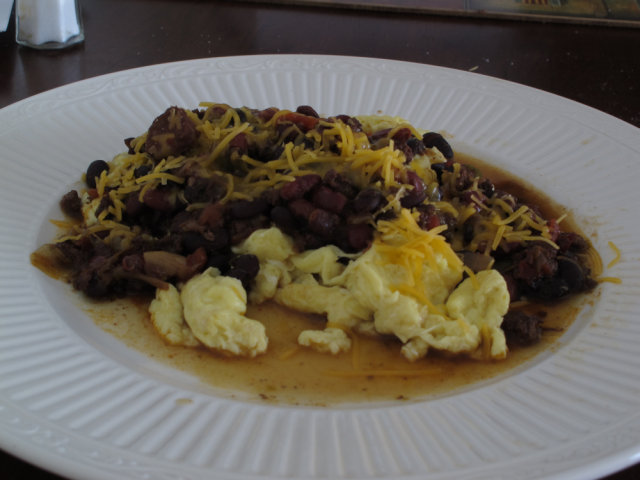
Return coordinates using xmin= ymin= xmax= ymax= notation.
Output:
xmin=1 ymin=1 xmax=639 ymax=479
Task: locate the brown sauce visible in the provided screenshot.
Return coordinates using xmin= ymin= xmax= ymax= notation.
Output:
xmin=57 ymin=152 xmax=600 ymax=407
xmin=30 ymin=148 xmax=604 ymax=408
xmin=84 ymin=293 xmax=593 ymax=406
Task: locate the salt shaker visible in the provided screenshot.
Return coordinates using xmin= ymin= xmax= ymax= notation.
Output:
xmin=16 ymin=0 xmax=84 ymax=49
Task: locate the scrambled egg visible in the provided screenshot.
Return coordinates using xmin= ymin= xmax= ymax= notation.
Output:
xmin=150 ymin=268 xmax=268 ymax=357
xmin=149 ymin=284 xmax=200 ymax=347
xmin=147 ymin=211 xmax=510 ymax=361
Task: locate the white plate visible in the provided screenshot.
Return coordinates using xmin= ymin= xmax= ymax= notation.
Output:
xmin=1 ymin=55 xmax=640 ymax=480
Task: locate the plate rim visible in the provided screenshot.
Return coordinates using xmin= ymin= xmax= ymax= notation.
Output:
xmin=1 ymin=53 xmax=640 ymax=480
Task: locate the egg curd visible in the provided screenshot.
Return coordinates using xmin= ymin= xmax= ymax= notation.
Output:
xmin=150 ymin=210 xmax=509 ymax=361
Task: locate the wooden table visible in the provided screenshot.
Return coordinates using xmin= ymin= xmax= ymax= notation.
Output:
xmin=1 ymin=1 xmax=639 ymax=478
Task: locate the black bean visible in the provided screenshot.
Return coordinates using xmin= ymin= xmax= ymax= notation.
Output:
xmin=557 ymin=255 xmax=586 ymax=292
xmin=181 ymin=232 xmax=209 ymax=253
xmin=353 ymin=188 xmax=385 ymax=214
xmin=204 ymin=228 xmax=230 ymax=251
xmin=86 ymin=160 xmax=109 ymax=188
xmin=234 ymin=108 xmax=247 ymax=123
xmin=270 ymin=205 xmax=296 ymax=232
xmin=228 ymin=198 xmax=269 ymax=219
xmin=478 ymin=178 xmax=495 ymax=197
xmin=406 ymin=137 xmax=426 ymax=155
xmin=227 ymin=267 xmax=252 ymax=289
xmin=230 ymin=254 xmax=260 ymax=278
xmin=228 ymin=216 xmax=270 ymax=245
xmin=555 ymin=232 xmax=588 ymax=253
xmin=124 ymin=137 xmax=136 ymax=154
xmin=430 ymin=162 xmax=448 ymax=184
xmin=134 ymin=165 xmax=152 ymax=178
xmin=422 ymin=132 xmax=454 ymax=159
xmin=463 ymin=216 xmax=479 ymax=244
xmin=207 ymin=253 xmax=231 ymax=272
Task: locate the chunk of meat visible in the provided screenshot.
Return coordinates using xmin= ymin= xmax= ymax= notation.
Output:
xmin=501 ymin=311 xmax=543 ymax=346
xmin=145 ymin=107 xmax=199 ymax=160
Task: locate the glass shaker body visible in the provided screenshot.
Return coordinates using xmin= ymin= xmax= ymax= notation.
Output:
xmin=16 ymin=0 xmax=84 ymax=49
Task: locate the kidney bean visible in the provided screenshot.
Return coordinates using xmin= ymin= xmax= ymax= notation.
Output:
xmin=346 ymin=223 xmax=373 ymax=251
xmin=369 ymin=128 xmax=391 ymax=143
xmin=422 ymin=132 xmax=454 ymax=159
xmin=198 ymin=202 xmax=225 ymax=228
xmin=288 ymin=198 xmax=315 ymax=220
xmin=228 ymin=132 xmax=248 ymax=155
xmin=391 ymin=127 xmax=412 ymax=145
xmin=301 ymin=232 xmax=325 ymax=250
xmin=279 ymin=112 xmax=319 ymax=132
xmin=455 ymin=165 xmax=476 ymax=191
xmin=556 ymin=232 xmax=588 ymax=253
xmin=416 ymin=204 xmax=440 ymax=231
xmin=335 ymin=115 xmax=363 ymax=132
xmin=256 ymin=107 xmax=278 ymax=122
xmin=86 ymin=160 xmax=109 ymax=188
xmin=186 ymin=247 xmax=208 ymax=274
xmin=461 ymin=190 xmax=487 ymax=211
xmin=143 ymin=189 xmax=174 ymax=211
xmin=400 ymin=171 xmax=427 ymax=208
xmin=279 ymin=174 xmax=322 ymax=201
xmin=308 ymin=208 xmax=340 ymax=238
xmin=296 ymin=105 xmax=319 ymax=118
xmin=311 ymin=185 xmax=348 ymax=214
xmin=323 ymin=170 xmax=358 ymax=198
